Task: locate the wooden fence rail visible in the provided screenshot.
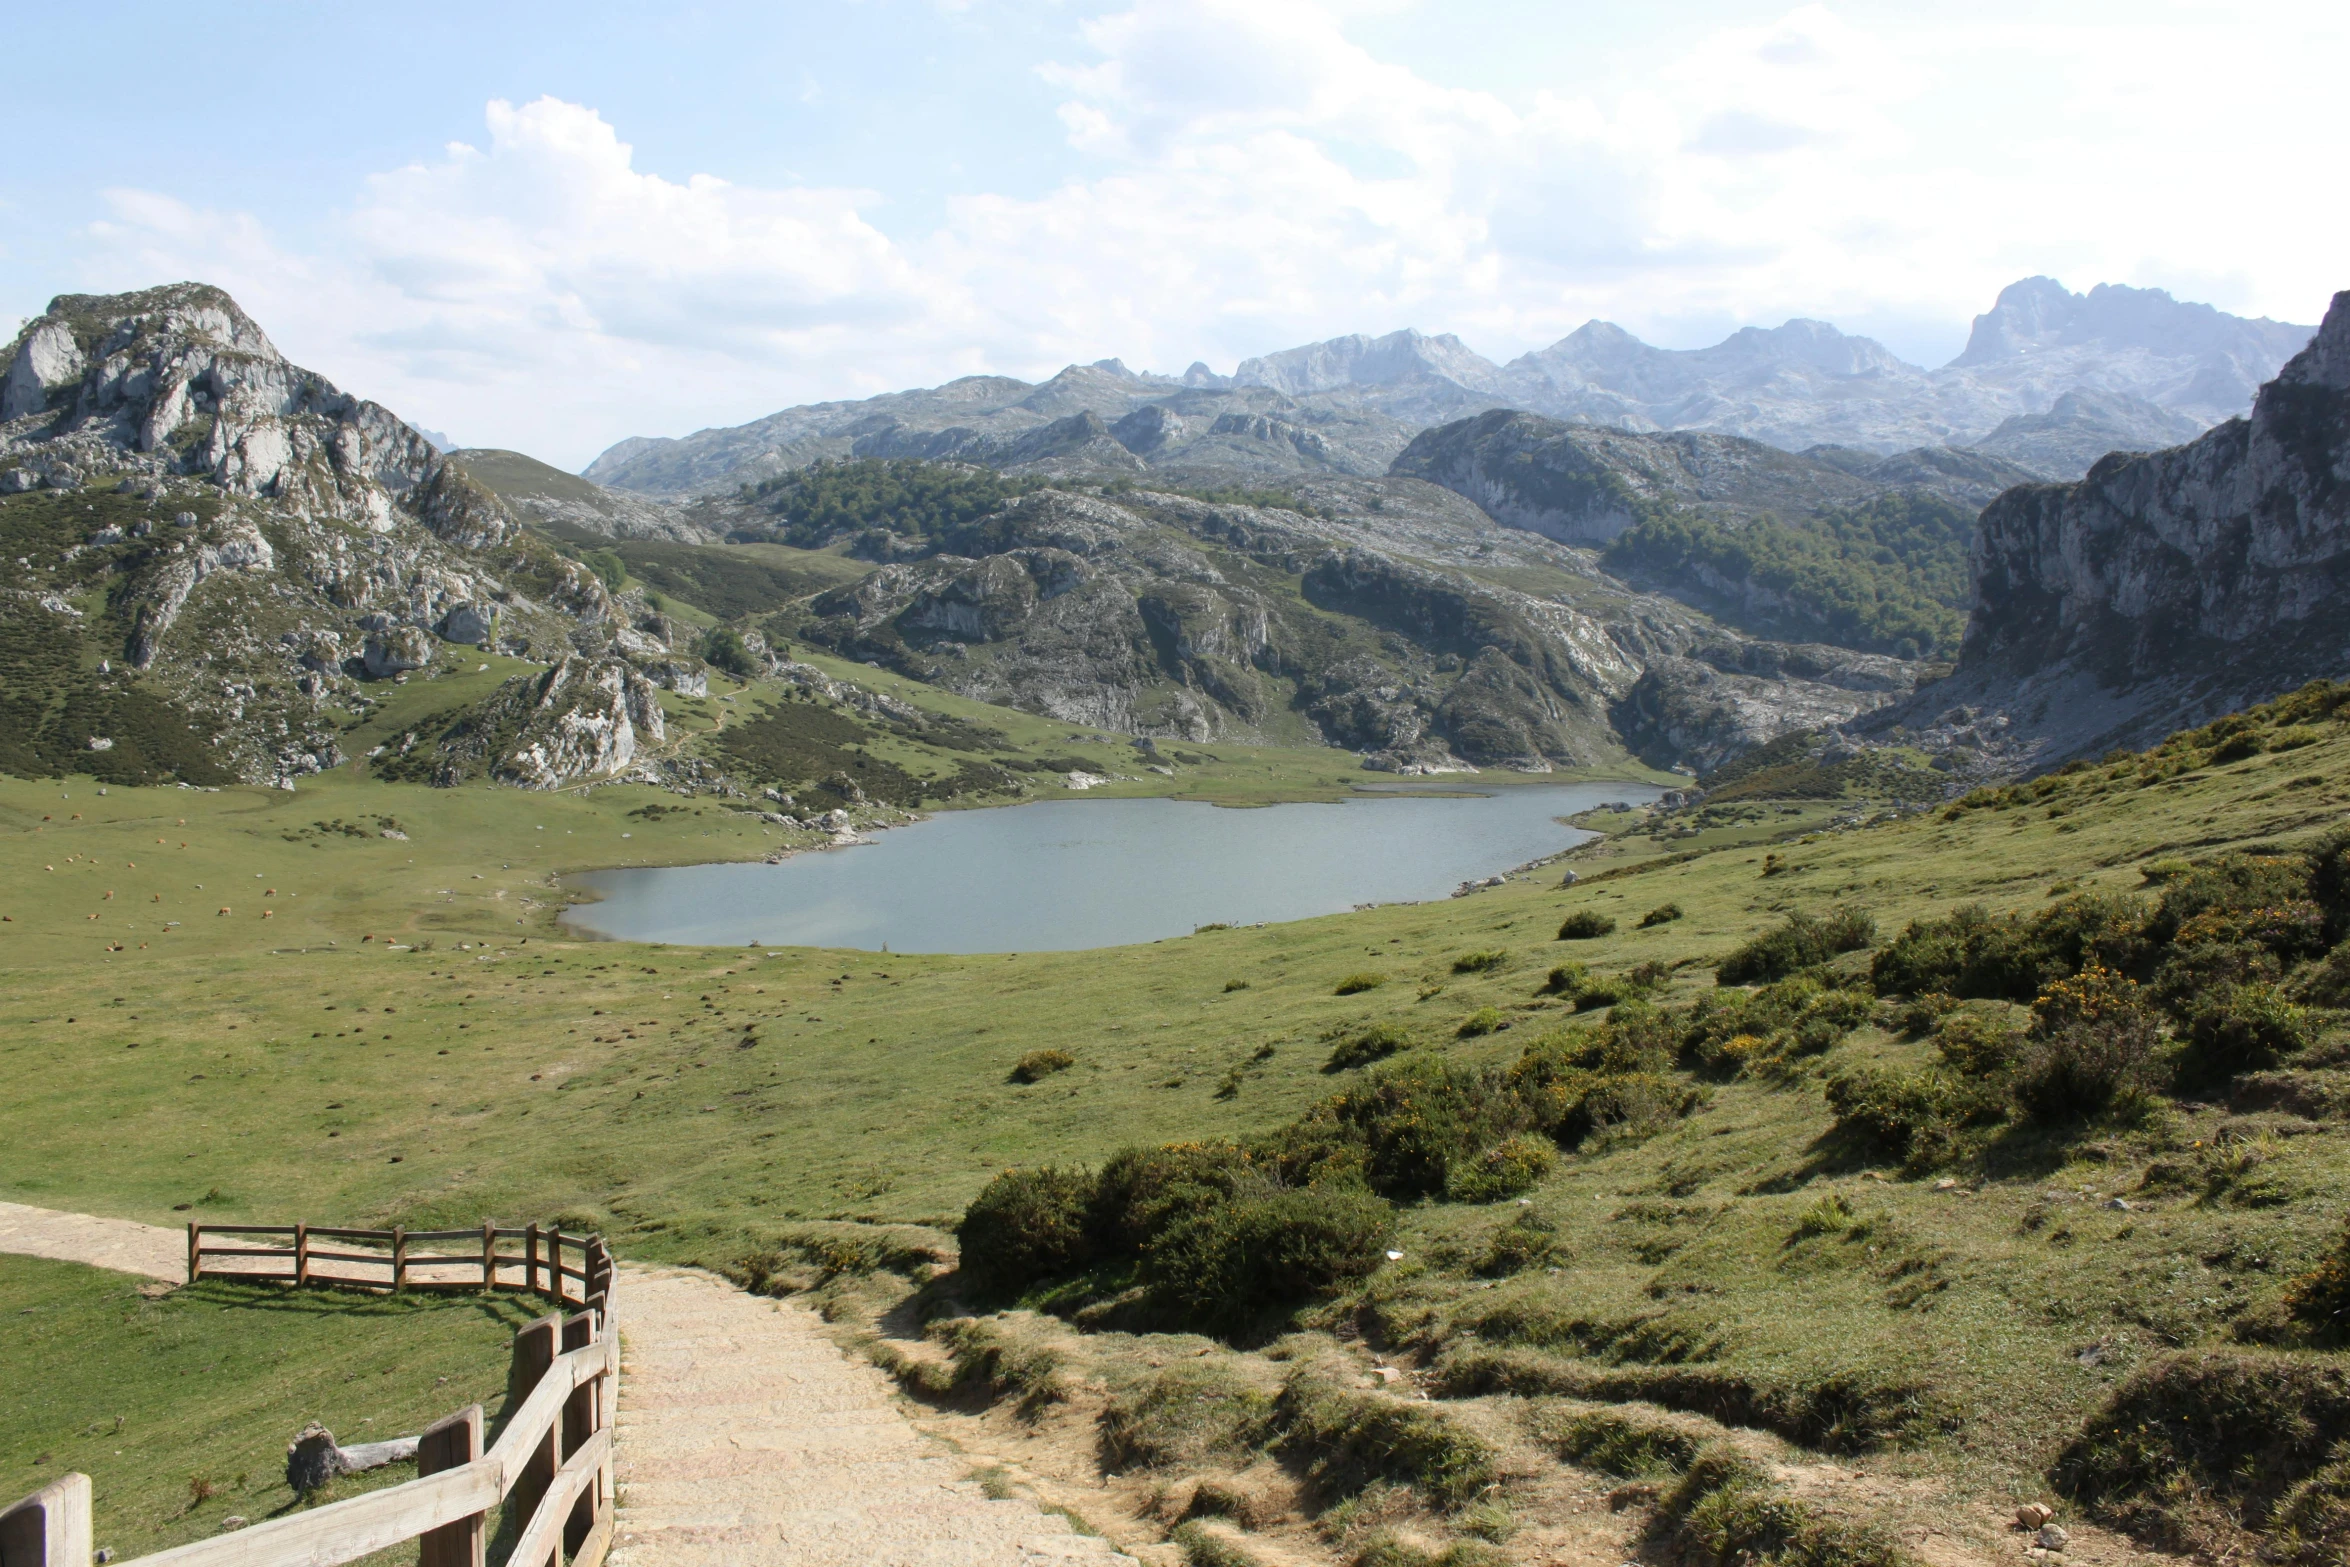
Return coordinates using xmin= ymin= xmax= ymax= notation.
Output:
xmin=1 ymin=1223 xmax=620 ymax=1567
xmin=185 ymin=1220 xmax=613 ymax=1305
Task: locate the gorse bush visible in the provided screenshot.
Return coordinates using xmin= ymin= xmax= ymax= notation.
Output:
xmin=2178 ymin=982 xmax=2314 ymax=1089
xmin=956 ymin=1167 xmax=1096 ymax=1293
xmin=2012 ymin=966 xmax=2162 ymax=1123
xmin=1683 ymin=976 xmax=1871 ymax=1077
xmin=1717 ymin=907 xmax=1875 ymax=985
xmin=1639 ymin=903 xmax=1685 ymax=928
xmin=1335 ymin=972 xmax=1388 ymax=995
xmin=1825 ymin=1066 xmax=2004 ymax=1172
xmin=1143 ymin=1186 xmax=1397 ymax=1335
xmin=1452 ymin=949 xmax=1508 ymax=974
xmin=1557 ymin=911 xmax=1617 ymax=940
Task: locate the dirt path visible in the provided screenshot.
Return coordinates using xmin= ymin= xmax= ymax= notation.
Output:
xmin=608 ymin=1265 xmax=1136 ymax=1567
xmin=0 ymin=1200 xmax=183 ymax=1281
xmin=0 ymin=1204 xmax=1136 ymax=1566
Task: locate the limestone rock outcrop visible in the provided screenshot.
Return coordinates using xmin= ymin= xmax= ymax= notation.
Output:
xmin=1854 ymin=289 xmax=2350 ymax=767
xmin=0 ymin=284 xmax=637 ymax=787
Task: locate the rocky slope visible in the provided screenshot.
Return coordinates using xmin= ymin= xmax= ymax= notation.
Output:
xmin=1385 ymin=411 xmax=2017 ymax=545
xmin=583 ymin=363 xmax=1422 ymax=497
xmin=0 ymin=285 xmax=686 ymax=789
xmin=1849 ymin=288 xmax=2350 ymax=769
xmin=773 ymin=475 xmax=1928 ymax=771
xmin=447 ymin=447 xmax=710 ymax=543
xmin=586 ymin=279 xmax=2314 ymax=499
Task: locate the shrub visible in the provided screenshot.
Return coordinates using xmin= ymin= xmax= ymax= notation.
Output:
xmin=1010 ymin=1048 xmax=1075 ymax=1083
xmin=1717 ymin=907 xmax=1875 ymax=986
xmin=1141 ymin=1186 xmax=1396 ymax=1335
xmin=1825 ymin=1066 xmax=2003 ymax=1170
xmin=2146 ymin=853 xmax=2315 ymax=945
xmin=1101 ymin=1360 xmax=1276 ymax=1470
xmin=1447 ymin=1135 xmax=1556 ymax=1203
xmin=1540 ymin=962 xmax=1589 ymax=997
xmin=1089 ymin=1142 xmax=1253 ymax=1256
xmin=700 ymin=625 xmax=759 ymax=678
xmin=1335 ymin=972 xmax=1388 ymax=995
xmin=1325 ymin=1020 xmax=1417 ymax=1073
xmin=1932 ymin=1011 xmax=2025 ymax=1077
xmin=1452 ymin=949 xmax=1508 ymax=974
xmin=1276 ymin=1371 xmax=1501 ymax=1509
xmin=1638 ymin=903 xmax=1685 ymax=928
xmin=1456 ymin=1006 xmax=1505 ymax=1038
xmin=2013 ymin=967 xmax=2162 ymax=1123
xmin=2178 ymin=982 xmax=2315 ymax=1088
xmin=957 ymin=1167 xmax=1098 ymax=1293
xmin=1558 ymin=911 xmax=1617 ymax=940
xmin=1330 ymin=1055 xmax=1531 ymax=1199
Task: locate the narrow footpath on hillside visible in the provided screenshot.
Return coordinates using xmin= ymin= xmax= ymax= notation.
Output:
xmin=0 ymin=1203 xmax=1135 ymax=1567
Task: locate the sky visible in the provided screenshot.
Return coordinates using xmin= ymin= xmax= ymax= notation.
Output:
xmin=4 ymin=0 xmax=2344 ymax=470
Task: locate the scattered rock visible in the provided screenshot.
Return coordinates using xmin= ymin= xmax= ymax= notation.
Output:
xmin=2016 ymin=1503 xmax=2054 ymax=1530
xmin=2035 ymin=1523 xmax=2069 ymax=1551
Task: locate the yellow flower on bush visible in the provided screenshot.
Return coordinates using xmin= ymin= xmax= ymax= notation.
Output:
xmin=2032 ymin=964 xmax=2147 ymax=1033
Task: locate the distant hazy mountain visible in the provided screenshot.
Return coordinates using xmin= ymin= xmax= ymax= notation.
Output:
xmin=584 ymin=278 xmax=2315 ymax=499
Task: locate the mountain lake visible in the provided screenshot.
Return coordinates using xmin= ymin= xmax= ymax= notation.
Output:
xmin=559 ymin=780 xmax=1664 ymax=953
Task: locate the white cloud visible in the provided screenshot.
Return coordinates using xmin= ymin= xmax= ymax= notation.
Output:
xmin=75 ymin=3 xmax=2350 ymax=468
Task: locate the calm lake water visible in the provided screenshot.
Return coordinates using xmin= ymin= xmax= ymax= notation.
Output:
xmin=560 ymin=781 xmax=1661 ymax=954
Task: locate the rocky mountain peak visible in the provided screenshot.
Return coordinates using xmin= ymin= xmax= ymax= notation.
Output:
xmin=1234 ymin=328 xmax=1506 ymax=396
xmin=2281 ymin=289 xmax=2350 ymax=391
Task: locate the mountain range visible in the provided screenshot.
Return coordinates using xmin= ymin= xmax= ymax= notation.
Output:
xmin=582 ymin=278 xmax=2312 ymax=503
xmin=3 ymin=276 xmax=2344 ymax=801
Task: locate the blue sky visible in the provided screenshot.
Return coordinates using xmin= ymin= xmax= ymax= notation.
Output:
xmin=6 ymin=1 xmax=2342 ymax=468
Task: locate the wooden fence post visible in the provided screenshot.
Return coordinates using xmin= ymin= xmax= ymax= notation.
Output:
xmin=294 ymin=1221 xmax=310 ymax=1287
xmin=392 ymin=1225 xmax=408 ymax=1292
xmin=186 ymin=1221 xmax=200 ymax=1284
xmin=561 ymin=1311 xmax=598 ymax=1556
xmin=481 ymin=1219 xmax=496 ymax=1290
xmin=507 ymin=1315 xmax=560 ymax=1544
xmin=524 ymin=1223 xmax=540 ymax=1297
xmin=0 ymin=1472 xmax=93 ymax=1566
xmin=414 ymin=1403 xmax=485 ymax=1567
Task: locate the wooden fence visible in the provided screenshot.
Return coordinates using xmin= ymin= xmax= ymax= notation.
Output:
xmin=186 ymin=1221 xmax=613 ymax=1305
xmin=1 ymin=1223 xmax=619 ymax=1567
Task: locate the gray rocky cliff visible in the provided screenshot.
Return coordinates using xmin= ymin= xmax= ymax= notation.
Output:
xmin=0 ymin=284 xmax=663 ymax=790
xmin=1853 ymin=288 xmax=2350 ymax=768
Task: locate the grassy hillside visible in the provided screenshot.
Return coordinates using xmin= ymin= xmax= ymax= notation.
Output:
xmin=5 ymin=675 xmax=2350 ymax=1564
xmin=0 ymin=1256 xmax=533 ymax=1559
